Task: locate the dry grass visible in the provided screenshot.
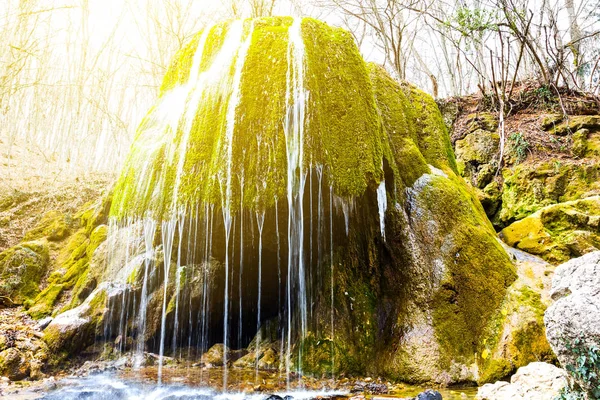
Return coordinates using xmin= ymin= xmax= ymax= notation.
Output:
xmin=0 ymin=138 xmax=115 ymax=252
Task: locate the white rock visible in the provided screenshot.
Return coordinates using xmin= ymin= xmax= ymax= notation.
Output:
xmin=544 ymin=251 xmax=600 ymax=393
xmin=476 ymin=362 xmax=567 ymax=399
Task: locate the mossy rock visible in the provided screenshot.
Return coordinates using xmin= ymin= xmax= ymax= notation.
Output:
xmin=0 ymin=241 xmax=49 ymax=304
xmin=27 ymin=204 xmax=110 ymax=319
xmin=465 ymin=112 xmax=498 ymax=133
xmin=478 ymin=247 xmax=555 ymax=383
xmin=43 ymin=283 xmax=112 ymax=364
xmin=545 ymin=115 xmax=600 ymax=136
xmin=455 ymin=129 xmax=499 ymax=165
xmin=500 ymin=160 xmax=600 ymax=224
xmin=500 ymin=196 xmax=600 ymax=264
xmin=0 ymin=348 xmax=30 ymax=381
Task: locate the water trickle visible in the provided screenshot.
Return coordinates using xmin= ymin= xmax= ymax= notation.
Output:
xmin=255 ymin=211 xmax=265 ymax=381
xmin=133 ymin=218 xmax=157 ymax=368
xmin=377 ymin=181 xmax=387 ymax=241
xmin=172 ymin=213 xmax=186 ymax=356
xmin=329 ymin=185 xmax=335 ymax=381
xmin=158 ymin=219 xmax=177 ymax=384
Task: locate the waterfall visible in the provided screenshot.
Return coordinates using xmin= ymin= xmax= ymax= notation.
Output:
xmin=329 ymin=185 xmax=335 ymax=380
xmin=133 ymin=218 xmax=157 ymax=368
xmin=100 ymin=17 xmax=359 ymax=388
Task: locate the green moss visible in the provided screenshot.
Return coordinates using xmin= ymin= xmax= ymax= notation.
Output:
xmin=23 ymin=211 xmax=70 ymax=242
xmin=87 ymin=225 xmax=107 ymax=256
xmin=479 ymin=358 xmax=513 ymax=383
xmin=44 ymin=287 xmax=108 ymax=365
xmin=28 ymin=216 xmax=108 ymax=318
xmin=547 ymin=115 xmax=600 ymax=135
xmin=404 ymin=83 xmax=458 ymax=174
xmin=27 ymin=283 xmax=65 ymax=319
xmin=302 ymin=18 xmax=384 ymax=198
xmin=111 ymin=17 xmax=394 ymax=220
xmin=415 ymin=174 xmax=516 ymax=365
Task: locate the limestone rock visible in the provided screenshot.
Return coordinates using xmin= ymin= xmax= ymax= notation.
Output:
xmin=43 ymin=282 xmax=122 ymax=361
xmin=23 ymin=211 xmax=70 ymax=242
xmin=100 ymin=17 xmax=516 ymax=385
xmin=544 ymin=115 xmax=600 ymax=136
xmin=544 ymin=251 xmax=600 ymax=394
xmin=455 ymin=129 xmax=499 ymax=165
xmin=476 ymin=362 xmax=568 ymax=399
xmin=500 ymin=196 xmax=600 ymax=264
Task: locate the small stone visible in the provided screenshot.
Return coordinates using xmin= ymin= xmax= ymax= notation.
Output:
xmin=36 ymin=317 xmax=53 ymax=331
xmin=414 ymin=389 xmax=442 ymax=400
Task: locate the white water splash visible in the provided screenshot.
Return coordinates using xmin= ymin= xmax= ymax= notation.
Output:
xmin=377 ymin=181 xmax=387 ymax=241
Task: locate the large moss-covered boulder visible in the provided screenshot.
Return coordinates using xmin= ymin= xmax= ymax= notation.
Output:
xmin=500 ymin=196 xmax=600 ymax=264
xmin=92 ymin=17 xmax=521 ymax=384
xmin=0 ymin=241 xmax=49 ymax=304
xmin=478 ymin=246 xmax=555 ymax=383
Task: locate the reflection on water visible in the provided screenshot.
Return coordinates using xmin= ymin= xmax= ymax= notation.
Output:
xmin=38 ymin=367 xmax=478 ymax=400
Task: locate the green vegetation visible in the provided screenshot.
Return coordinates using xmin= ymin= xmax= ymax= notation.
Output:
xmin=556 ymin=337 xmax=600 ymax=399
xmin=509 ymin=132 xmax=530 ymax=162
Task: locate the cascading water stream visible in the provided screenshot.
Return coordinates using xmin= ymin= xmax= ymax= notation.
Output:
xmin=133 ymin=218 xmax=157 ymax=368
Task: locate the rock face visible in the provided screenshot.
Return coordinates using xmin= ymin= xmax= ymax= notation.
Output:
xmin=101 ymin=17 xmax=517 ymax=384
xmin=476 ymin=362 xmax=568 ymax=400
xmin=0 ymin=348 xmax=29 ymax=380
xmin=544 ymin=251 xmax=600 ymax=394
xmin=0 ymin=308 xmax=50 ymax=381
